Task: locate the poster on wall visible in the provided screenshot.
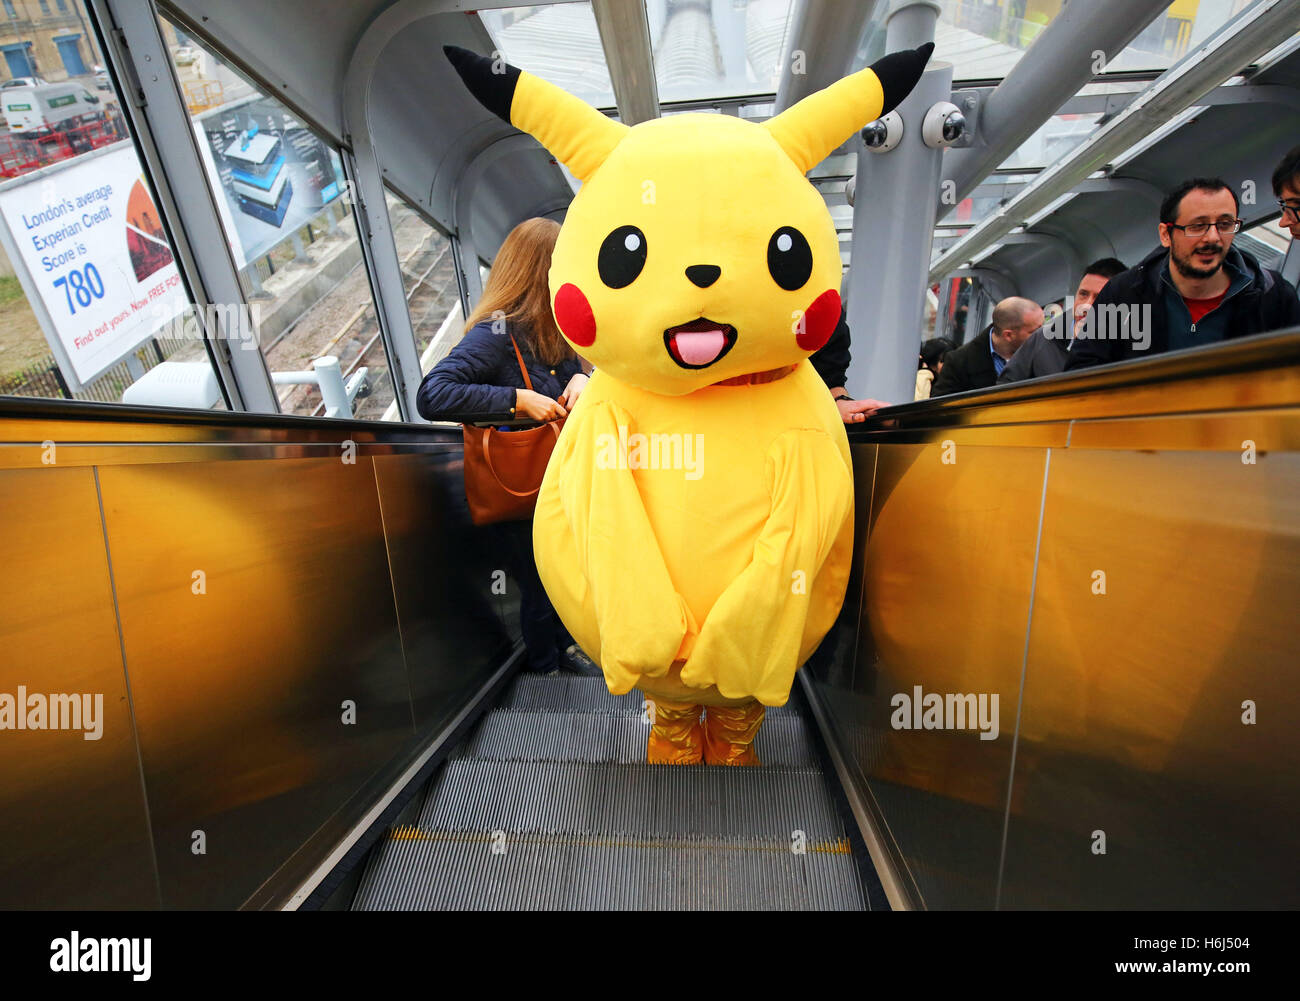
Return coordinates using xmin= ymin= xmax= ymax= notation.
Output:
xmin=0 ymin=143 xmax=188 ymax=390
xmin=191 ymin=95 xmax=347 ymax=270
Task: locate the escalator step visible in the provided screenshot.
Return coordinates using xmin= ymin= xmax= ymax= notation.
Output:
xmin=454 ymin=709 xmax=818 ymax=768
xmin=417 ymin=759 xmax=844 ymax=842
xmin=351 ymin=831 xmax=864 ymax=910
xmin=498 ymin=673 xmax=794 ymax=715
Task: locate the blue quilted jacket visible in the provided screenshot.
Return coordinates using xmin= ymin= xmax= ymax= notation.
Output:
xmin=416 ymin=320 xmax=582 ymax=420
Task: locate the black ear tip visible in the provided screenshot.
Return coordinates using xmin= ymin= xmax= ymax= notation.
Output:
xmin=442 ymin=44 xmax=521 ymax=125
xmin=870 ymin=43 xmax=935 ymax=116
xmin=443 ymin=45 xmax=475 ymax=69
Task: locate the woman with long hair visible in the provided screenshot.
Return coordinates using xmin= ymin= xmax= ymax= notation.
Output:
xmin=417 ymin=217 xmax=588 ymax=673
xmin=914 ymin=336 xmax=953 ymax=400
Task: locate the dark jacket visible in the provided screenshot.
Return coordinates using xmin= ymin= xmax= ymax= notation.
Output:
xmin=1065 ymin=246 xmax=1300 ymax=371
xmin=810 ymin=307 xmax=851 ymax=389
xmin=997 ymin=324 xmax=1069 ymax=384
xmin=931 ymin=325 xmax=1001 ymax=396
xmin=416 ymin=320 xmax=582 ymax=420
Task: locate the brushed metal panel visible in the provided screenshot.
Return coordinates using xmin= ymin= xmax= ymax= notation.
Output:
xmin=834 ymin=442 xmax=1049 ymax=909
xmin=373 ymin=452 xmax=516 ymax=732
xmin=1002 ymin=447 xmax=1300 ymax=908
xmin=853 ymin=423 xmax=1071 ymax=449
xmin=97 ymin=456 xmax=413 ymax=908
xmin=0 ymin=466 xmax=158 ymax=908
xmin=806 ymin=443 xmax=876 ymax=692
xmin=1067 ymin=408 xmax=1300 ymax=452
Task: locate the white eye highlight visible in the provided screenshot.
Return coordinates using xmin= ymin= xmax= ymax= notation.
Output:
xmin=624 ymin=233 xmax=641 ymax=252
xmin=776 ymin=233 xmax=793 ymax=253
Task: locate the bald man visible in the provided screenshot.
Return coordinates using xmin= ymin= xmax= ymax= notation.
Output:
xmin=931 ymin=296 xmax=1043 ymax=396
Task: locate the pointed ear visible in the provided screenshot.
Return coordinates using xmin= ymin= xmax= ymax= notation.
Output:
xmin=763 ymin=43 xmax=934 ymax=173
xmin=444 ymin=45 xmax=628 ymax=182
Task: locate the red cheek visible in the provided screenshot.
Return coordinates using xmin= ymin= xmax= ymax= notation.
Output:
xmin=554 ymin=283 xmax=596 ymax=347
xmin=796 ymin=288 xmax=841 ymax=352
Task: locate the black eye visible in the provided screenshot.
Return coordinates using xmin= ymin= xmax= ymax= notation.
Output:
xmin=598 ymin=225 xmax=647 ymax=289
xmin=767 ymin=226 xmax=812 ymax=291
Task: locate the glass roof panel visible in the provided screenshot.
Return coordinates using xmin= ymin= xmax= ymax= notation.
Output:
xmin=997 ymin=111 xmax=1104 ymax=171
xmin=938 ymin=172 xmax=1037 ymax=225
xmin=650 ymin=0 xmax=794 ymax=103
xmin=480 ymin=3 xmax=616 ymax=108
xmin=852 ymin=0 xmax=1065 ymax=82
xmin=1105 ymin=0 xmax=1264 ymax=73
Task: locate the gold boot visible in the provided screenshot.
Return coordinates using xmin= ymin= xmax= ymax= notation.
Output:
xmin=644 ymin=696 xmax=704 ymax=765
xmin=702 ymin=699 xmax=765 ymax=766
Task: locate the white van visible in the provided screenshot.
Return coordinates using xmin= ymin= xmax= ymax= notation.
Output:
xmin=1 ymin=81 xmax=101 ymax=136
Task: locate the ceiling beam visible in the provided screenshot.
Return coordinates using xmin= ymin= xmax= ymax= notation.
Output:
xmin=940 ymin=0 xmax=1168 ymax=206
xmin=930 ymin=0 xmax=1300 ymax=285
xmin=774 ymin=0 xmax=882 ymax=113
xmin=591 ymin=0 xmax=660 ymax=125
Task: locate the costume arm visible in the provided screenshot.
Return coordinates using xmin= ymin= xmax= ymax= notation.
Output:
xmin=679 ymin=428 xmax=852 ymax=705
xmin=555 ymin=400 xmax=697 ymax=692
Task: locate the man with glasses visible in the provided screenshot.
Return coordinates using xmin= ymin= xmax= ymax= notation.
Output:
xmin=1273 ymin=145 xmax=1300 ymax=241
xmin=1066 ymin=177 xmax=1300 ymax=370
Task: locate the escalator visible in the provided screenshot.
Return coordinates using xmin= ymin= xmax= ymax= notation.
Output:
xmin=7 ymin=331 xmax=1296 ymax=910
xmin=349 ymin=672 xmax=871 ymax=910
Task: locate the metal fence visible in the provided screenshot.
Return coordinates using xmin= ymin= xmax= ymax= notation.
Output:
xmin=0 ymin=335 xmax=198 ymax=404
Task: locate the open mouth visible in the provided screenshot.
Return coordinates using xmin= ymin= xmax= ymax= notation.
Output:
xmin=664 ymin=318 xmax=737 ymax=369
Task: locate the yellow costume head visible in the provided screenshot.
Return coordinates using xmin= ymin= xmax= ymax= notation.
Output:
xmin=446 ymin=44 xmax=933 ymax=396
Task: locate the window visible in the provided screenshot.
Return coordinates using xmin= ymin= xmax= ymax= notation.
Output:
xmin=0 ymin=8 xmax=223 ymax=409
xmin=480 ymin=4 xmax=615 ymax=108
xmin=158 ymin=14 xmax=400 ymax=420
xmin=385 ymin=189 xmax=462 ymax=374
xmin=39 ymin=1 xmax=52 ymax=17
xmin=2 ymin=2 xmax=16 ymax=19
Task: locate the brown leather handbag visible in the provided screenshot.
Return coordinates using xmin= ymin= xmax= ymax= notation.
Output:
xmin=461 ymin=333 xmax=564 ymax=526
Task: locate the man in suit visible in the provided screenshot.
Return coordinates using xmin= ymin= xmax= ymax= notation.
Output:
xmin=931 ymin=296 xmax=1042 ymax=396
xmin=998 ymin=258 xmax=1126 ymax=384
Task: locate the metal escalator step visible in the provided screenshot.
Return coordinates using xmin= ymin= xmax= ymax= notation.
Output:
xmin=351 ymin=830 xmax=865 ymax=910
xmin=499 ymin=674 xmax=645 ymax=713
xmin=454 ymin=709 xmax=818 ymax=768
xmin=417 ymin=759 xmax=844 ymax=842
xmin=498 ymin=673 xmax=794 ymax=715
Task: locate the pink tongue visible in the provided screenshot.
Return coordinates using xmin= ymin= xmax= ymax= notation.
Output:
xmin=674 ymin=329 xmax=726 ymax=365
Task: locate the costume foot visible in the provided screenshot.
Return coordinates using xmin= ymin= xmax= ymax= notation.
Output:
xmin=644 ymin=697 xmax=704 ymax=765
xmin=647 ymin=729 xmax=704 ymax=765
xmin=702 ymin=701 xmax=765 ymax=766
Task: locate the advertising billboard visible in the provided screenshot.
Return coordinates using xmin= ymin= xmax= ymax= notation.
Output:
xmin=0 ymin=142 xmax=188 ymax=389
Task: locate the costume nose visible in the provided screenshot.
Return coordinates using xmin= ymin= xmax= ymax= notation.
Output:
xmin=685 ymin=265 xmax=720 ymax=288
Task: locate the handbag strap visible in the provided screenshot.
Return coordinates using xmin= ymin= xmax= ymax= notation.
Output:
xmin=508 ymin=333 xmax=534 ymax=392
xmin=480 ymin=421 xmax=561 ymax=497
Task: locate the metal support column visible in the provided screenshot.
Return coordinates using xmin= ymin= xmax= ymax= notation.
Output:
xmin=843 ymin=1 xmax=947 ymax=405
xmin=339 ymin=144 xmax=422 ymax=421
xmin=96 ymin=0 xmax=278 ymax=413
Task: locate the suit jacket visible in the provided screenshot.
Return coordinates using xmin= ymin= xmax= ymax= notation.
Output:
xmin=997 ymin=325 xmax=1069 ymax=384
xmin=930 ymin=326 xmax=1000 ymax=396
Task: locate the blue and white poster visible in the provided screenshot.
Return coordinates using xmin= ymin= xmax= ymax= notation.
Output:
xmin=192 ymin=95 xmax=348 ymax=269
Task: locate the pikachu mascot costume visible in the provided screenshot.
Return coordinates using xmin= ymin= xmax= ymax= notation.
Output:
xmin=446 ymin=42 xmax=933 ymax=765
